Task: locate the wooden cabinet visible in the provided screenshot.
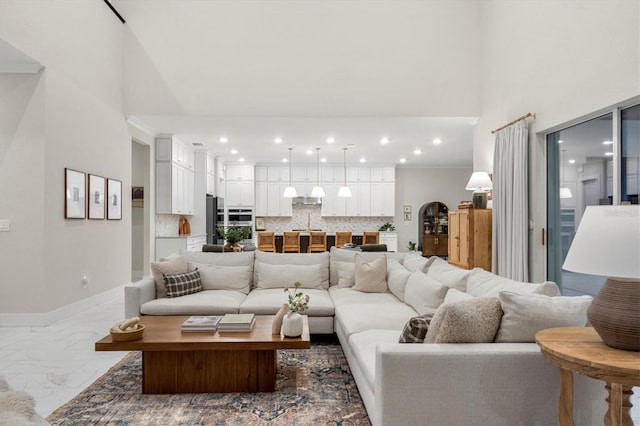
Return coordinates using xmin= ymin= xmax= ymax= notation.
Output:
xmin=421 ymin=202 xmax=449 ymax=257
xmin=448 ymin=208 xmax=492 ymax=271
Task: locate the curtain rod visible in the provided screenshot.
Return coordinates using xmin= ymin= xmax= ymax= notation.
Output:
xmin=491 ymin=112 xmax=536 ymax=134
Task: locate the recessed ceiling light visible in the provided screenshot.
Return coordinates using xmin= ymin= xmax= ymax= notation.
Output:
xmin=569 ymin=159 xmax=575 ymax=164
xmin=558 ymin=140 xmax=564 ymax=144
xmin=399 ymin=158 xmax=407 ymax=163
xmin=219 ymin=137 xmax=228 ymax=143
xmin=603 ymin=140 xmax=613 ymax=145
xmin=380 ymin=137 xmax=389 ymax=145
xmin=274 ymin=137 xmax=283 ymax=144
xmin=239 ymin=157 xmax=245 ymax=162
xmin=230 ymin=149 xmax=238 ymax=154
xmin=327 ymin=137 xmax=335 ymax=144
xmin=321 ymin=157 xmax=327 ymax=163
xmin=306 ymin=149 xmax=313 ymax=155
xmin=359 ymin=157 xmax=366 ymax=163
xmin=282 ymin=158 xmax=288 ymax=163
xmin=605 ymin=152 xmax=614 ymax=156
xmin=413 ymin=149 xmax=421 ymax=155
xmin=433 ymin=138 xmax=442 ymax=145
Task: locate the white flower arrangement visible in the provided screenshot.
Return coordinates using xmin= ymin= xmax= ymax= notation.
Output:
xmin=284 ymin=282 xmax=310 ymax=313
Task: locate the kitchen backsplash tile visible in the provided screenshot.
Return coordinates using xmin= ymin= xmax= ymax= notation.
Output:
xmin=156 ymin=214 xmax=180 ymax=236
xmin=260 ymin=205 xmax=393 ymax=233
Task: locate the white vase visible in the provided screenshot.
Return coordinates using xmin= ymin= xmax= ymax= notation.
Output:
xmin=282 ymin=311 xmax=303 ymax=337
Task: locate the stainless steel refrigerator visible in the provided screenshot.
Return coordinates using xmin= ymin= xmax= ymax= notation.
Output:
xmin=206 ymin=195 xmax=224 ymax=244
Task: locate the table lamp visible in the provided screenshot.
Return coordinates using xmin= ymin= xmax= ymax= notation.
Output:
xmin=465 ymin=171 xmax=493 ymax=209
xmin=562 ymin=205 xmax=640 ymax=351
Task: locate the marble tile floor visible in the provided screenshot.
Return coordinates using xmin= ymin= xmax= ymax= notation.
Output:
xmin=0 ymin=293 xmax=128 ymax=417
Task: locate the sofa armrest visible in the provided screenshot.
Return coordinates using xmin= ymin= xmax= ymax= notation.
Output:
xmin=124 ymin=277 xmax=156 ymax=318
xmin=374 ymin=343 xmax=606 ymax=426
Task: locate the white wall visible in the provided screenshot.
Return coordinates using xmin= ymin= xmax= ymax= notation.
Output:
xmin=394 ymin=167 xmax=473 ymax=251
xmin=475 ymin=0 xmax=640 ymax=281
xmin=0 ymin=2 xmax=130 ymax=316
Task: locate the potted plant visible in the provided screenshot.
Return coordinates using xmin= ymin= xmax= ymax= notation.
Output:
xmin=378 ymin=222 xmax=396 ymax=232
xmin=407 ymin=241 xmax=417 ymax=252
xmin=282 ymin=282 xmax=310 ymax=337
xmin=216 ymin=225 xmax=251 ymax=252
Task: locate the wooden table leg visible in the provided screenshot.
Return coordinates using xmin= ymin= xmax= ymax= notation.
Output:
xmin=558 ymin=368 xmax=575 ymax=426
xmin=605 ymin=383 xmax=634 ymax=426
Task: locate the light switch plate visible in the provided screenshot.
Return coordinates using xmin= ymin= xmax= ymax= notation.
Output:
xmin=0 ymin=219 xmax=9 ymax=232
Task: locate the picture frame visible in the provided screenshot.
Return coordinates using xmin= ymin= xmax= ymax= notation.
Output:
xmin=132 ymin=186 xmax=144 ymax=208
xmin=404 ymin=212 xmax=411 ymax=221
xmin=65 ymin=168 xmax=86 ymax=219
xmin=403 ymin=205 xmax=412 ymax=214
xmin=88 ymin=174 xmax=106 ymax=220
xmin=107 ymin=178 xmax=122 ymax=220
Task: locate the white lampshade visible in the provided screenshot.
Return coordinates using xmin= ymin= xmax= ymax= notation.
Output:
xmin=310 ymin=186 xmax=325 ymax=198
xmin=465 ymin=171 xmax=493 ymax=191
xmin=559 ymin=187 xmax=573 ymax=199
xmin=283 ymin=186 xmax=298 ymax=198
xmin=563 ymin=205 xmax=640 ymax=279
xmin=337 ymin=185 xmax=352 ymax=197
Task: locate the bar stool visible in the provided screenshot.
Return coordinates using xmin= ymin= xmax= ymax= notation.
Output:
xmin=335 ymin=231 xmax=352 ymax=248
xmin=308 ymin=231 xmax=327 ymax=253
xmin=257 ymin=231 xmax=276 ymax=252
xmin=283 ymin=231 xmax=301 ymax=253
xmin=363 ymin=231 xmax=380 ymax=245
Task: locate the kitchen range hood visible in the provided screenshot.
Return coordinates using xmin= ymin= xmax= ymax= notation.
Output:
xmin=291 ymin=196 xmax=322 ymax=205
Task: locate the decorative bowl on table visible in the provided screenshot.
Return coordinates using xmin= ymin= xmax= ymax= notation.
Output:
xmin=109 ymin=319 xmax=145 ymax=342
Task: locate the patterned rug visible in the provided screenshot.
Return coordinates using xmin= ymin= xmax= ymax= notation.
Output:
xmin=46 ymin=341 xmax=370 ymax=425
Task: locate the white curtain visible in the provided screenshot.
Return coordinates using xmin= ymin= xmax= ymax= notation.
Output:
xmin=492 ymin=120 xmax=528 ymax=281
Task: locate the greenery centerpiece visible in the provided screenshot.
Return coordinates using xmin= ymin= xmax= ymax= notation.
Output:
xmin=216 ymin=225 xmax=251 ymax=252
xmin=282 ymin=282 xmax=309 ymax=337
xmin=378 ymin=222 xmax=396 ymax=231
xmin=284 ymin=282 xmax=310 ymax=313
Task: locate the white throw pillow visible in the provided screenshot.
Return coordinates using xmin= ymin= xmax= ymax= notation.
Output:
xmin=425 ymin=297 xmax=503 ymax=343
xmin=403 ymin=253 xmax=437 ymax=272
xmin=189 ymin=262 xmax=253 ymax=294
xmin=150 ymin=255 xmax=189 ymax=298
xmin=353 ymin=253 xmax=388 ymax=293
xmin=404 ymin=270 xmax=449 ymax=316
xmin=443 ymin=288 xmax=474 ymax=304
xmin=256 ymin=261 xmax=324 ymax=289
xmin=466 ymin=268 xmax=560 ymax=297
xmin=256 ymin=251 xmax=329 ymax=289
xmin=336 ymin=261 xmax=356 ymax=288
xmin=494 ymin=291 xmax=593 ymax=342
xmin=425 ymin=257 xmax=471 ymax=291
xmin=387 ymin=259 xmax=411 ymax=302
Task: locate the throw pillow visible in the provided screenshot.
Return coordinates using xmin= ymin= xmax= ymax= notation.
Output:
xmin=404 ymin=270 xmax=449 ymax=316
xmin=189 ymin=262 xmax=253 ymax=294
xmin=424 ymin=297 xmax=503 ymax=343
xmin=387 ymin=259 xmax=411 ymax=302
xmin=353 ymin=253 xmax=388 ymax=293
xmin=164 ymin=269 xmax=203 ymax=298
xmin=494 ymin=291 xmax=593 ymax=342
xmin=425 ymin=257 xmax=472 ymax=291
xmin=443 ymin=288 xmax=474 ymax=304
xmin=399 ymin=314 xmax=433 ymax=343
xmin=336 ymin=261 xmax=356 ymax=288
xmin=150 ymin=255 xmax=189 ymax=298
xmin=466 ymin=268 xmax=560 ymax=297
xmin=256 ymin=262 xmax=324 ymax=289
xmin=403 ymin=253 xmax=438 ymax=272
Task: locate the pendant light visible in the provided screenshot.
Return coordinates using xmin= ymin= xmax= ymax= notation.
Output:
xmin=310 ymin=147 xmax=325 ymax=198
xmin=337 ymin=147 xmax=352 ymax=197
xmin=283 ymin=148 xmax=298 ymax=198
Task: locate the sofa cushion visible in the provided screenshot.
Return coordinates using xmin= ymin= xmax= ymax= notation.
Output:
xmin=399 ymin=315 xmax=432 ymax=343
xmin=404 ymin=270 xmax=449 ymax=316
xmin=444 ymin=288 xmax=474 ymax=304
xmin=466 ymin=268 xmax=560 ymax=297
xmin=254 ymin=251 xmax=330 ymax=289
xmin=140 ymin=289 xmax=246 ymax=315
xmin=336 ymin=261 xmax=356 ymax=288
xmin=335 ymin=303 xmax=418 ymax=337
xmin=329 ymin=246 xmax=404 ymax=285
xmin=494 ymin=291 xmax=592 ymax=343
xmin=425 ymin=257 xmax=471 ymax=291
xmin=164 ymin=269 xmax=203 ymax=298
xmin=354 ymin=254 xmax=388 ymax=293
xmin=403 ymin=253 xmax=437 ymax=272
xmin=425 ymin=297 xmax=502 ymax=343
xmin=183 ymin=251 xmax=256 ymax=288
xmin=239 ymin=288 xmax=335 ymax=316
xmin=188 ymin=262 xmax=252 ymax=294
xmin=256 ymin=262 xmax=324 ymax=289
xmin=150 ymin=255 xmax=189 ymax=298
xmin=348 ymin=330 xmax=403 ymax=395
xmin=387 ymin=259 xmax=411 ymax=302
xmin=329 ymin=286 xmax=402 ymax=307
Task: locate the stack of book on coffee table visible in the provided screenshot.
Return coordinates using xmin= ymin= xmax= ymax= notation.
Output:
xmin=180 ymin=316 xmax=223 ymax=332
xmin=218 ymin=313 xmax=256 ymax=332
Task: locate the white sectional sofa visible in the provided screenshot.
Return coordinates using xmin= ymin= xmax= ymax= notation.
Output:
xmin=124 ymin=247 xmax=606 ymax=425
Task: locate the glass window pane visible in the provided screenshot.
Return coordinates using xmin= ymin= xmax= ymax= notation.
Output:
xmin=621 ymin=104 xmax=640 ymax=204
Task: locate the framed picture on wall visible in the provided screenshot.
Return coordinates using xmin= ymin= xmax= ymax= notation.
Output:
xmin=107 ymin=178 xmax=122 ymax=220
xmin=88 ymin=174 xmax=106 ymax=220
xmin=403 ymin=205 xmax=412 ymax=214
xmin=64 ymin=168 xmax=86 ymax=219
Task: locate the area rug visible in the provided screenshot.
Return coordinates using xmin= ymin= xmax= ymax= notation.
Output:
xmin=46 ymin=341 xmax=370 ymax=425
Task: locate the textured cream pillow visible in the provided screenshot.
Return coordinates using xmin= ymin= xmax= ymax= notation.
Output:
xmin=256 ymin=262 xmax=324 ymax=289
xmin=387 ymin=259 xmax=411 ymax=302
xmin=494 ymin=291 xmax=592 ymax=342
xmin=466 ymin=268 xmax=560 ymax=297
xmin=336 ymin=261 xmax=356 ymax=288
xmin=150 ymin=255 xmax=189 ymax=298
xmin=404 ymin=270 xmax=449 ymax=316
xmin=354 ymin=253 xmax=388 ymax=293
xmin=425 ymin=257 xmax=471 ymax=291
xmin=424 ymin=297 xmax=503 ymax=343
xmin=189 ymin=262 xmax=253 ymax=294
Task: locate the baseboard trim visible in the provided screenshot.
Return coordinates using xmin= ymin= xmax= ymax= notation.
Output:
xmin=0 ymin=285 xmax=124 ymax=327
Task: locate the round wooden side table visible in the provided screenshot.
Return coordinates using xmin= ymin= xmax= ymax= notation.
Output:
xmin=536 ymin=327 xmax=640 ymax=426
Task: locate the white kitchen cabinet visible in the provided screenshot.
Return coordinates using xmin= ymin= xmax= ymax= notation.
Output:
xmin=206 ymin=152 xmax=216 ymax=195
xmin=255 ymin=166 xmax=269 ymax=182
xmin=226 ymin=180 xmax=254 ymax=207
xmin=267 ymin=183 xmax=293 ymax=216
xmin=346 ymin=182 xmax=371 ymax=216
xmin=370 ymin=167 xmax=395 ymax=182
xmin=155 ymin=235 xmax=206 ymax=260
xmin=293 ymin=165 xmax=321 ymax=182
xmin=321 ymin=166 xmax=343 ymax=182
xmin=226 ymin=165 xmax=254 ymax=181
xmin=321 ymin=182 xmax=347 ymax=216
xmin=293 ymin=181 xmax=316 ymax=197
xmin=370 ymin=182 xmax=395 ymax=216
xmin=268 ymin=166 xmax=289 ymax=182
xmin=156 ymin=155 xmax=195 ymax=216
xmin=255 ymin=182 xmax=269 ymax=216
xmin=379 ymin=232 xmax=398 ymax=252
xmin=347 ymin=167 xmax=371 ymax=182
xmin=156 ymin=137 xmax=194 ymax=171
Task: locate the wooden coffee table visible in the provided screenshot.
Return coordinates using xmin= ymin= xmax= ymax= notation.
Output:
xmin=95 ymin=315 xmax=310 ymax=394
